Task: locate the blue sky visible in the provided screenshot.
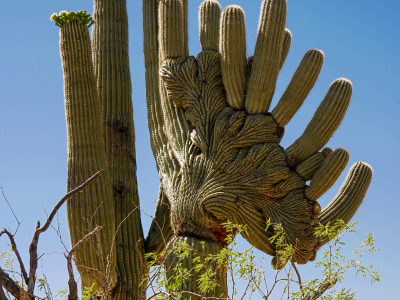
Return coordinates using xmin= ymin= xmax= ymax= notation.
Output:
xmin=0 ymin=0 xmax=399 ymax=298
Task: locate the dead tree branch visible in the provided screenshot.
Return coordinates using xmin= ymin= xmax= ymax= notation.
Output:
xmin=0 ymin=230 xmax=29 ymax=285
xmin=304 ymin=276 xmax=338 ymax=300
xmin=0 ymin=267 xmax=30 ymax=300
xmin=66 ymin=226 xmax=102 ymax=300
xmin=0 ymin=171 xmax=103 ymax=299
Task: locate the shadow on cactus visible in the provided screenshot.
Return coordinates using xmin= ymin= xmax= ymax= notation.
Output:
xmin=148 ymin=0 xmax=372 ymax=270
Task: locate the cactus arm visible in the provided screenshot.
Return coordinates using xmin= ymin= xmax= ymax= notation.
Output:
xmin=279 ymin=28 xmax=292 ymax=70
xmin=319 ymin=162 xmax=373 ymax=245
xmin=295 ymin=152 xmax=325 ymax=181
xmin=220 ymin=5 xmax=247 ymax=110
xmin=158 ymin=0 xmax=192 ymax=155
xmin=199 ymin=0 xmax=220 ymax=52
xmin=57 ymin=16 xmax=118 ymax=290
xmin=285 ymin=78 xmax=353 ymax=167
xmin=245 ymin=0 xmax=287 ymax=114
xmin=272 ymin=49 xmax=324 ymax=127
xmin=91 ymin=0 xmax=146 ymax=297
xmin=305 ymin=148 xmax=349 ymax=201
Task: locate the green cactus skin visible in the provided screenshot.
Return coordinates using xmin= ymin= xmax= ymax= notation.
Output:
xmin=279 ymin=28 xmax=292 ymax=70
xmin=272 ymin=49 xmax=324 ymax=127
xmin=285 ymin=78 xmax=352 ymax=167
xmin=159 ymin=0 xmax=187 ymax=61
xmin=60 ymin=21 xmax=117 ymax=290
xmin=165 ymin=236 xmax=227 ymax=299
xmin=220 ymin=5 xmax=247 ymax=110
xmin=305 ymin=148 xmax=350 ymax=202
xmin=245 ymin=0 xmax=287 ymax=114
xmin=319 ymin=162 xmax=373 ymax=245
xmin=91 ymin=0 xmax=146 ymax=297
xmin=145 ymin=187 xmax=174 ymax=256
xmin=295 ymin=152 xmax=325 ymax=181
xmin=322 ymin=147 xmax=333 ymax=158
xmin=199 ymin=0 xmax=221 ymax=52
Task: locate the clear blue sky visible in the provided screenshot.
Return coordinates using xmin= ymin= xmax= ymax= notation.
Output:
xmin=0 ymin=0 xmax=399 ymax=298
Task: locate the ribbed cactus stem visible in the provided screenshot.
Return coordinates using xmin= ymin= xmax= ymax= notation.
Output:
xmin=60 ymin=21 xmax=117 ymax=290
xmin=272 ymin=49 xmax=324 ymax=127
xmin=159 ymin=0 xmax=187 ymax=61
xmin=322 ymin=147 xmax=333 ymax=158
xmin=220 ymin=5 xmax=247 ymax=110
xmin=319 ymin=162 xmax=373 ymax=245
xmin=245 ymin=0 xmax=287 ymax=114
xmin=199 ymin=0 xmax=221 ymax=52
xmin=92 ymin=0 xmax=145 ymax=297
xmin=286 ymin=78 xmax=352 ymax=167
xmin=165 ymin=236 xmax=227 ymax=299
xmin=145 ymin=187 xmax=174 ymax=257
xmin=279 ymin=28 xmax=292 ymax=70
xmin=295 ymin=152 xmax=325 ymax=181
xmin=305 ymin=148 xmax=350 ymax=201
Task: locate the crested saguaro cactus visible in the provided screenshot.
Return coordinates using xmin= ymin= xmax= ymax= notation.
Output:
xmin=51 ymin=0 xmax=372 ymax=299
xmin=144 ymin=0 xmax=372 ymax=296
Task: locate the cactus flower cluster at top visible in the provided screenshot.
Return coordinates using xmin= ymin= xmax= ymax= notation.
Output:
xmin=50 ymin=10 xmax=94 ymax=28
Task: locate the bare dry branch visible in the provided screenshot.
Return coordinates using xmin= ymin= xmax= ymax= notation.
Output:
xmin=37 ymin=170 xmax=103 ymax=234
xmin=0 ymin=267 xmax=30 ymax=300
xmin=304 ymin=276 xmax=337 ymax=300
xmin=66 ymin=226 xmax=103 ymax=300
xmin=1 ymin=188 xmax=20 ymax=225
xmin=0 ymin=284 xmax=8 ymax=300
xmin=0 ymin=229 xmax=29 ymax=286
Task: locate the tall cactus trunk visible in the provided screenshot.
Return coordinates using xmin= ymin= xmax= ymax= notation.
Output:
xmin=58 ymin=2 xmax=146 ymax=299
xmin=92 ymin=0 xmax=146 ymax=298
xmin=165 ymin=236 xmax=228 ymax=299
xmin=62 ymin=21 xmax=118 ymax=292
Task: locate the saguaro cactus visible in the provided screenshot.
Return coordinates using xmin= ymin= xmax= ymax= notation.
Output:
xmin=51 ymin=0 xmax=372 ymax=299
xmin=52 ymin=4 xmax=145 ymax=299
xmin=144 ymin=0 xmax=372 ymax=296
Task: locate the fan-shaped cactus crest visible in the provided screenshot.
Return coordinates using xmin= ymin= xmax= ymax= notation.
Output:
xmin=51 ymin=0 xmax=372 ymax=298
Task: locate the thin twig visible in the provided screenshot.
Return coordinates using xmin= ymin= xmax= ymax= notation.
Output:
xmin=1 ymin=188 xmax=20 ymax=225
xmin=291 ymin=261 xmax=303 ymax=290
xmin=66 ymin=226 xmax=102 ymax=300
xmin=37 ymin=170 xmax=103 ymax=234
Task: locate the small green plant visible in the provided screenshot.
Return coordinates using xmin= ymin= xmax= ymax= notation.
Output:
xmin=144 ymin=220 xmax=380 ymax=300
